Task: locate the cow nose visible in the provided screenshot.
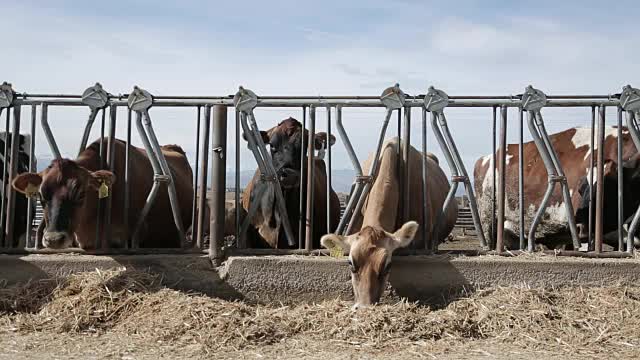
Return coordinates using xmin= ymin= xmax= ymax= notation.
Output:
xmin=576 ymin=223 xmax=588 ymax=239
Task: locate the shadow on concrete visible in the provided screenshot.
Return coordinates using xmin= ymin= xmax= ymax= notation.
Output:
xmin=110 ymin=255 xmax=245 ymax=301
xmin=389 ymin=255 xmax=473 ymax=308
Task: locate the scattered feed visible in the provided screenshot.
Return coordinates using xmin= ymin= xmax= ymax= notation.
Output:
xmin=1 ymin=269 xmax=639 ymax=358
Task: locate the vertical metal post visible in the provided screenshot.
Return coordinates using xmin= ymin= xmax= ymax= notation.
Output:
xmin=40 ymin=104 xmax=61 ymax=159
xmin=191 ymin=106 xmax=201 ymax=247
xmin=95 ymin=108 xmax=106 ymax=250
xmin=326 ymin=106 xmax=332 ymax=234
xmin=234 ymin=110 xmax=242 ymax=248
xmin=209 ymin=105 xmax=227 ymax=265
xmin=0 ymin=108 xmax=10 ymax=246
xmin=491 ymin=106 xmax=497 ymax=249
xmin=588 ymin=106 xmax=595 ymax=251
xmin=104 ymin=105 xmax=117 ymax=249
xmin=123 ymin=108 xmax=132 ymax=248
xmin=299 ymin=106 xmax=307 ymax=248
xmin=594 ymin=106 xmax=605 ymax=253
xmin=518 ymin=107 xmax=525 ymax=250
xmin=617 ymin=107 xmax=624 ymax=251
xmin=5 ymin=105 xmax=20 ymax=246
xmin=26 ymin=105 xmax=37 ymax=249
xmin=402 ymin=106 xmax=411 ymax=235
xmin=197 ymin=106 xmax=211 ymax=249
xmin=496 ymin=105 xmax=507 ymax=252
xmin=131 ymin=112 xmax=143 ymax=249
xmin=396 ymin=108 xmax=403 ymax=229
xmin=421 ymin=107 xmax=430 ymax=251
xmin=305 ymin=106 xmax=316 ymax=251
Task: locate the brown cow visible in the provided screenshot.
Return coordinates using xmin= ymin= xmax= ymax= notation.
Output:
xmin=321 ymin=137 xmax=458 ymax=308
xmin=12 ymin=138 xmax=193 ymax=249
xmin=473 ymin=126 xmax=637 ymax=249
xmin=241 ymin=117 xmax=341 ymax=249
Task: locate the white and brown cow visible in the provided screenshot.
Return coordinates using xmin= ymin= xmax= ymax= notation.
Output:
xmin=473 ymin=126 xmax=637 ymax=249
xmin=321 ymin=137 xmax=458 ymax=308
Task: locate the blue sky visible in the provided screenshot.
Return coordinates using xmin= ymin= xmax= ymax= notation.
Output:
xmin=4 ymin=0 xmax=639 ymax=178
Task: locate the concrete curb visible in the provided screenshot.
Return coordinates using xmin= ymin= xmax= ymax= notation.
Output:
xmin=2 ymin=254 xmax=640 ymax=304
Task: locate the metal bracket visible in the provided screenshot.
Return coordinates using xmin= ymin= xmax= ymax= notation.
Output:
xmin=522 ymin=85 xmax=547 ymax=112
xmin=78 ymin=83 xmax=111 ymax=156
xmin=81 ymin=83 xmax=109 ymax=109
xmin=424 ymin=86 xmax=449 ymax=113
xmin=233 ymin=86 xmax=258 ymax=113
xmin=128 ymin=86 xmax=154 ymax=112
xmin=212 ymin=146 xmax=224 ymax=159
xmin=0 ymin=82 xmax=14 ymax=108
xmin=380 ymin=83 xmax=405 ymax=110
xmin=154 ymin=174 xmax=171 ymax=183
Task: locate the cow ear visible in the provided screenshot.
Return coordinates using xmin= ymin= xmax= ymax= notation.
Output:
xmin=389 ymin=221 xmax=419 ymax=251
xmin=242 ymin=130 xmax=270 ymax=145
xmin=321 ymin=233 xmax=353 ymax=253
xmin=314 ymin=132 xmax=336 ymax=150
xmin=88 ymin=170 xmax=116 ymax=190
xmin=12 ymin=173 xmax=42 ymax=194
xmin=604 ymin=159 xmax=618 ymax=178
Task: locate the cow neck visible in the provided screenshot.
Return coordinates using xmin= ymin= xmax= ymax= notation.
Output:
xmin=75 ymin=144 xmax=102 ymax=172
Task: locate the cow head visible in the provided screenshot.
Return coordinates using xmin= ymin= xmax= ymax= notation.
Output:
xmin=244 ymin=117 xmax=335 ymax=188
xmin=12 ymin=159 xmax=115 ymax=249
xmin=320 ymin=221 xmax=418 ymax=309
xmin=574 ymin=158 xmax=640 ymax=241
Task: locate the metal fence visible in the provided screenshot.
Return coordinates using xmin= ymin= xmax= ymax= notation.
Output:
xmin=1 ymin=81 xmax=639 ymax=261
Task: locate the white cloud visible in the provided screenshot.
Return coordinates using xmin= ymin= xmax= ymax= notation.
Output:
xmin=4 ymin=2 xmax=637 ymax=183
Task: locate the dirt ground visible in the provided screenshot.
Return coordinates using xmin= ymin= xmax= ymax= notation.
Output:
xmin=0 ymin=333 xmax=598 ymax=360
xmin=1 ymin=270 xmax=639 ymax=360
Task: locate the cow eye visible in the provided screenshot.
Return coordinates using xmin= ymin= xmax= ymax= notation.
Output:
xmin=347 ymin=259 xmax=357 ymax=273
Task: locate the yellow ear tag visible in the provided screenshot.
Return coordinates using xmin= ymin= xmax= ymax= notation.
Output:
xmin=25 ymin=183 xmax=39 ymax=198
xmin=329 ymin=246 xmax=344 ymax=259
xmin=98 ymin=182 xmax=109 ymax=199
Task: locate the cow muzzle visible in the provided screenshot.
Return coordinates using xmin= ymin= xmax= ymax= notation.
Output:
xmin=277 ymin=168 xmax=300 ymax=189
xmin=42 ymin=231 xmax=74 ymax=249
xmin=576 ymin=223 xmax=589 ymax=240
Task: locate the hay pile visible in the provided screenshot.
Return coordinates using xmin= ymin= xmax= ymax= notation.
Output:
xmin=1 ymin=269 xmax=639 ymax=356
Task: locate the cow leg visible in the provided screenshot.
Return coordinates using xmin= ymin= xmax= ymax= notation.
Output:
xmin=36 ymin=219 xmax=45 ymax=249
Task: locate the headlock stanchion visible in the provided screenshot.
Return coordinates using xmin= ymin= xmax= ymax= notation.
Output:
xmin=620 ymin=85 xmax=640 ymax=253
xmin=78 ymin=83 xmax=109 ymax=155
xmin=523 ymin=85 xmax=581 ymax=251
xmin=424 ymin=86 xmax=487 ymax=250
xmin=128 ymin=86 xmax=186 ymax=246
xmin=233 ymin=87 xmax=297 ymax=247
xmin=336 ymin=84 xmax=404 ymax=236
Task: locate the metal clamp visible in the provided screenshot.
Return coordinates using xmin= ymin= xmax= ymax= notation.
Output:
xmin=259 ymin=174 xmax=277 ymax=182
xmin=154 ymin=174 xmax=171 ymax=183
xmin=620 ymin=85 xmax=640 ymax=112
xmin=0 ymin=82 xmax=14 ymax=108
xmin=81 ymin=83 xmax=109 ymax=109
xmin=522 ymin=85 xmax=547 ymax=111
xmin=380 ymin=83 xmax=405 ymax=110
xmin=128 ymin=86 xmax=154 ymax=112
xmin=355 ymin=175 xmax=373 ymax=184
xmin=233 ymin=86 xmax=258 ymax=113
xmin=424 ymin=86 xmax=449 ymax=113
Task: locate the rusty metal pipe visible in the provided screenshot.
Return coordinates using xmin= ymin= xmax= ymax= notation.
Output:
xmin=305 ymin=106 xmax=316 ymax=251
xmin=209 ymin=105 xmax=227 ymax=265
xmin=496 ymin=105 xmax=507 ymax=252
xmin=196 ymin=106 xmax=211 ymax=249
